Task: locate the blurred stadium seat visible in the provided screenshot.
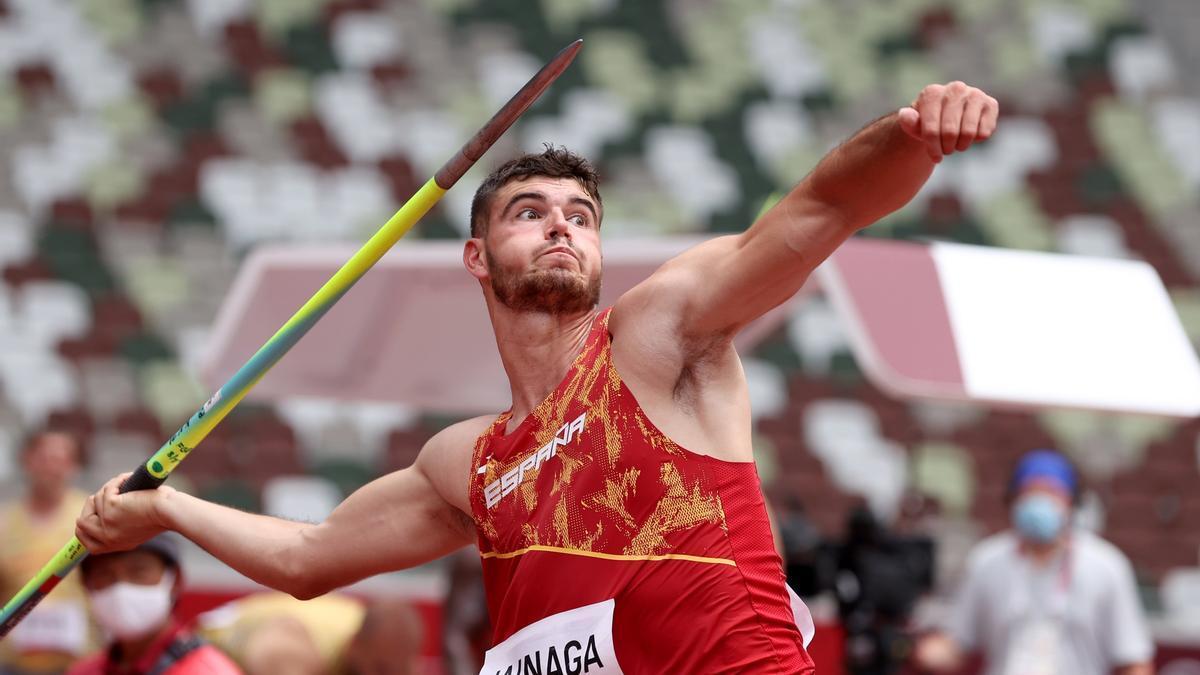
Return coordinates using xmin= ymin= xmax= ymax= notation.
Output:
xmin=0 ymin=0 xmax=1197 ymax=659
xmin=263 ymin=474 xmax=341 ymax=522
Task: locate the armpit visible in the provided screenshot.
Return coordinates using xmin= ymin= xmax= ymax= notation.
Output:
xmin=442 ymin=504 xmax=477 ymax=542
xmin=671 ymin=336 xmax=737 ymax=411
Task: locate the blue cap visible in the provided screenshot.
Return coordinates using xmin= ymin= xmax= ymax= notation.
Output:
xmin=1011 ymin=449 xmax=1077 ymax=497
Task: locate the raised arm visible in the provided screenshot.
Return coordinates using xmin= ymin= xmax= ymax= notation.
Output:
xmin=630 ymin=82 xmax=997 ymax=340
xmin=76 ymin=424 xmax=479 ymax=600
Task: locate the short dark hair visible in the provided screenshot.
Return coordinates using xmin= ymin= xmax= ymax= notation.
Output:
xmin=21 ymin=429 xmax=86 ymax=467
xmin=469 ymin=145 xmax=602 ymax=238
xmin=81 ymin=534 xmax=181 ymax=578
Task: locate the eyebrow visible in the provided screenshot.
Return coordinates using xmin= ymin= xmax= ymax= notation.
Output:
xmin=502 ymin=191 xmax=599 ymax=222
xmin=569 ymin=196 xmax=599 ymax=221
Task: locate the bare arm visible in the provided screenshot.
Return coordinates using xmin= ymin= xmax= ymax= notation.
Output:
xmin=625 ymin=82 xmax=998 ymax=341
xmin=77 ymin=428 xmax=475 ymax=600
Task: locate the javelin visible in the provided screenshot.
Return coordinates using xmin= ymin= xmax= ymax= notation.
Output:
xmin=0 ymin=38 xmax=583 ymax=639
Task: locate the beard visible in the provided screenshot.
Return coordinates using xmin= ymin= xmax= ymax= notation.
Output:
xmin=487 ymin=245 xmax=601 ymax=315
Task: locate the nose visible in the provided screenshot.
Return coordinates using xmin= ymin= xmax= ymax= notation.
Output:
xmin=544 ymin=208 xmax=571 ymax=240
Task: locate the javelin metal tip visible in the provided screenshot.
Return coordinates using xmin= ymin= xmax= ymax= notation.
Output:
xmin=1 ymin=36 xmax=587 ymax=644
xmin=434 ymin=39 xmax=585 ymax=189
xmin=556 ymin=39 xmax=583 ymax=64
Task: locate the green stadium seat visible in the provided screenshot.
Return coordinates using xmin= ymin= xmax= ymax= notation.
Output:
xmin=1091 ymin=100 xmax=1191 ymax=218
xmin=168 ymin=198 xmax=219 ymax=228
xmin=254 ymin=68 xmax=312 ymax=125
xmin=200 ymin=478 xmax=261 ymax=512
xmin=889 ymin=54 xmax=944 ymax=106
xmin=123 ymin=256 xmax=189 ymax=324
xmin=121 ymin=333 xmax=174 ymax=365
xmin=752 ymin=433 xmax=780 ymax=487
xmin=582 ymin=30 xmax=660 ymax=117
xmin=978 ymin=190 xmax=1056 ymax=250
xmin=988 ymin=29 xmax=1040 ymax=87
xmin=79 ymin=0 xmax=144 ymax=47
xmin=912 ymin=441 xmax=979 ymax=514
xmin=0 ymin=82 xmax=21 ymax=130
xmin=1076 ymin=162 xmax=1124 ymax=207
xmin=162 ymin=98 xmax=217 ymax=137
xmin=258 ymin=0 xmax=327 ymax=38
xmin=828 ymin=351 xmax=863 ymax=384
xmin=1170 ymin=289 xmax=1200 ymax=343
xmin=86 ymin=158 xmax=144 ymax=212
xmin=282 ymin=24 xmax=340 ymax=75
xmin=0 ymin=0 xmax=1193 ymax=587
xmin=312 ymin=458 xmax=374 ymax=496
xmin=754 ymin=332 xmax=805 ymax=377
xmin=137 ymin=359 xmax=202 ymax=429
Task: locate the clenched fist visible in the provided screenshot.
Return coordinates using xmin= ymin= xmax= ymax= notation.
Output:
xmin=76 ymin=473 xmax=175 ymax=554
xmin=898 ymin=81 xmax=999 ymax=164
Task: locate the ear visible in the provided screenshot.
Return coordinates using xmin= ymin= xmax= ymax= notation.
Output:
xmin=463 ymin=238 xmax=488 ymax=282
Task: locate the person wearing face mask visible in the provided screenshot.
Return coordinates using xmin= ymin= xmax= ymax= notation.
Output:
xmin=915 ymin=449 xmax=1154 ymax=675
xmin=66 ymin=535 xmax=241 ymax=675
xmin=1 ymin=431 xmax=93 ymax=675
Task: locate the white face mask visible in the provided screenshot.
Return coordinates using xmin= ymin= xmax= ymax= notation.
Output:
xmin=88 ymin=570 xmax=176 ymax=641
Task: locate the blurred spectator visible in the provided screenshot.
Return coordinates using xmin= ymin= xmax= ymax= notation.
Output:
xmin=198 ymin=592 xmax=423 ymax=675
xmin=67 ymin=535 xmax=240 ymax=675
xmin=0 ymin=431 xmax=92 ymax=675
xmin=775 ymin=496 xmax=824 ymax=598
xmin=442 ymin=547 xmax=490 ymax=675
xmin=834 ymin=504 xmax=934 ymax=675
xmin=915 ymin=449 xmax=1154 ymax=675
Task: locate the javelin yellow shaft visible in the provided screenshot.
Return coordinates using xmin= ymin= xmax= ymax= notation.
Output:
xmin=0 ymin=178 xmax=445 ymax=637
xmin=146 ymin=178 xmax=447 ymax=483
xmin=0 ymin=38 xmax=583 ymax=640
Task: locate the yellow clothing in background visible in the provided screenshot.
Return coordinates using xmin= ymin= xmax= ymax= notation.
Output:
xmin=199 ymin=593 xmax=365 ymax=674
xmin=0 ymin=490 xmax=93 ymax=674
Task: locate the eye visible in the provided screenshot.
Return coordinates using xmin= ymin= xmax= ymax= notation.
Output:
xmin=517 ymin=208 xmax=540 ymax=220
xmin=569 ymin=214 xmax=589 ymax=227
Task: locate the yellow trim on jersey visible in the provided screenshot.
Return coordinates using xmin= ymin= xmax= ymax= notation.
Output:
xmin=480 ymin=545 xmax=737 ymax=567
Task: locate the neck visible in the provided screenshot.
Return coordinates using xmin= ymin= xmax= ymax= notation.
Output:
xmin=115 ymin=623 xmax=173 ymax=667
xmin=26 ymin=488 xmax=64 ymax=516
xmin=486 ymin=300 xmax=597 ymax=429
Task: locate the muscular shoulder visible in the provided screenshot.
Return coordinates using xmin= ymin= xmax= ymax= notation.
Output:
xmin=611 ymin=244 xmax=740 ymax=378
xmin=607 ymin=247 xmax=752 ymax=459
xmin=418 ymin=416 xmax=497 ymax=466
xmin=413 ymin=415 xmax=499 ymax=513
xmin=612 ymin=240 xmax=737 ymax=341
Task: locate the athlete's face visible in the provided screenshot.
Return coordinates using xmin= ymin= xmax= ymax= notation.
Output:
xmin=467 ymin=176 xmax=602 ymax=315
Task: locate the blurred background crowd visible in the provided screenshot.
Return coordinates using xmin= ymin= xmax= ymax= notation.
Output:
xmin=0 ymin=0 xmax=1198 ymax=673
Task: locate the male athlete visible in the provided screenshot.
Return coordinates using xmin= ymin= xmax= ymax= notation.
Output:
xmin=78 ymin=82 xmax=998 ymax=673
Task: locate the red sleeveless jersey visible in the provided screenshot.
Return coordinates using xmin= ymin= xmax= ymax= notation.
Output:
xmin=469 ymin=309 xmax=815 ymax=674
